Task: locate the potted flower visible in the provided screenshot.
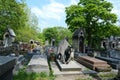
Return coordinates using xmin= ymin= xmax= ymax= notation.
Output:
xmin=50 ymin=53 xmax=55 ymax=61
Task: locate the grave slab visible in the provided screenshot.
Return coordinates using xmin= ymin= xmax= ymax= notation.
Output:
xmin=96 ymin=56 xmax=120 ymax=69
xmin=26 ymin=55 xmax=49 ymax=73
xmin=51 ymin=61 xmax=97 ymax=75
xmin=0 ymin=56 xmax=16 ymax=80
xmin=77 ymin=56 xmax=111 ymax=72
xmin=56 ymin=59 xmax=81 ymax=71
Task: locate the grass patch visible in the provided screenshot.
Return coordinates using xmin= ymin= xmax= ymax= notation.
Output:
xmin=98 ymin=72 xmax=117 ymax=80
xmin=89 ymin=72 xmax=117 ymax=80
xmin=76 ymin=76 xmax=93 ymax=80
xmin=13 ymin=68 xmax=55 ymax=80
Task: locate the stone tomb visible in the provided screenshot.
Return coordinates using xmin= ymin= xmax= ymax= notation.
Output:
xmin=77 ymin=56 xmax=111 ymax=72
xmin=0 ymin=56 xmax=16 ymax=80
xmin=109 ymin=50 xmax=120 ymax=60
xmin=56 ymin=59 xmax=81 ymax=71
xmin=26 ymin=55 xmax=49 ymax=73
xmin=95 ymin=56 xmax=119 ymax=69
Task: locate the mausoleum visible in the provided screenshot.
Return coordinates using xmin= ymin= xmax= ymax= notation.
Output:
xmin=72 ymin=28 xmax=85 ymax=53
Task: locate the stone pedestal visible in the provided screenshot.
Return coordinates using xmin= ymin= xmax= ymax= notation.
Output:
xmin=0 ymin=56 xmax=16 ymax=80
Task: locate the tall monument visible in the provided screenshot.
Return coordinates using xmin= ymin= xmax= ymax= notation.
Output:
xmin=72 ymin=28 xmax=85 ymax=53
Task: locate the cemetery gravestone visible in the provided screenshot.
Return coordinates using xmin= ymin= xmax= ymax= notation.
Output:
xmin=26 ymin=55 xmax=49 ymax=73
xmin=72 ymin=28 xmax=85 ymax=53
xmin=77 ymin=56 xmax=111 ymax=72
xmin=0 ymin=56 xmax=16 ymax=80
xmin=57 ymin=39 xmax=71 ymax=63
xmin=51 ymin=38 xmax=55 ymax=46
xmin=109 ymin=50 xmax=120 ymax=60
xmin=56 ymin=39 xmax=81 ymax=71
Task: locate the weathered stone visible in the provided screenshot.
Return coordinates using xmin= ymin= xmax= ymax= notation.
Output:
xmin=0 ymin=56 xmax=16 ymax=80
xmin=96 ymin=56 xmax=119 ymax=69
xmin=77 ymin=56 xmax=111 ymax=72
xmin=57 ymin=39 xmax=71 ymax=63
xmin=72 ymin=28 xmax=85 ymax=52
xmin=56 ymin=59 xmax=81 ymax=71
xmin=26 ymin=55 xmax=49 ymax=73
xmin=109 ymin=50 xmax=120 ymax=60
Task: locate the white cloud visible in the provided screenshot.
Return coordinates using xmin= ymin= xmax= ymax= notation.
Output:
xmin=70 ymin=0 xmax=79 ymax=5
xmin=112 ymin=9 xmax=120 ymax=17
xmin=31 ymin=0 xmax=79 ymax=21
xmin=31 ymin=0 xmax=65 ymax=21
xmin=30 ymin=0 xmax=79 ymax=31
xmin=31 ymin=7 xmax=42 ymax=18
xmin=109 ymin=0 xmax=120 ymax=21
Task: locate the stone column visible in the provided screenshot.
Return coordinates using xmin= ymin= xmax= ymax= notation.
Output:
xmin=0 ymin=56 xmax=16 ymax=80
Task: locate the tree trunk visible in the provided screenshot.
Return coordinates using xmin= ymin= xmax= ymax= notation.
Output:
xmin=87 ymin=27 xmax=92 ymax=48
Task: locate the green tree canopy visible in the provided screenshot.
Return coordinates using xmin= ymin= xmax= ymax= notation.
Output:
xmin=16 ymin=7 xmax=40 ymax=42
xmin=43 ymin=27 xmax=58 ymax=43
xmin=0 ymin=0 xmax=41 ymax=43
xmin=0 ymin=0 xmax=28 ymax=39
xmin=43 ymin=27 xmax=72 ymax=45
xmin=65 ymin=0 xmax=118 ymax=48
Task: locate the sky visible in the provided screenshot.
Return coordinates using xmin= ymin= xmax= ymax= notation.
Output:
xmin=26 ymin=0 xmax=120 ymax=31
